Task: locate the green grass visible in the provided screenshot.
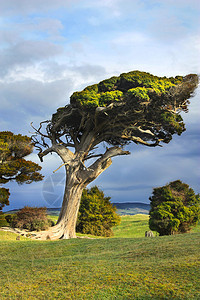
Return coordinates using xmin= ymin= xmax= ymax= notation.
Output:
xmin=113 ymin=214 xmax=200 ymax=238
xmin=0 ymin=233 xmax=199 ymax=299
xmin=0 ymin=214 xmax=200 ymax=299
xmin=0 ymin=231 xmax=28 ymax=241
xmin=113 ymin=214 xmax=152 ymax=238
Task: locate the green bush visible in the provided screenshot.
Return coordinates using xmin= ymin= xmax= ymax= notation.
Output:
xmin=0 ymin=213 xmax=10 ymax=227
xmin=76 ymin=186 xmax=121 ymax=237
xmin=0 ymin=188 xmax=10 ymax=213
xmin=5 ymin=206 xmax=55 ymax=231
xmin=149 ymin=180 xmax=200 ymax=236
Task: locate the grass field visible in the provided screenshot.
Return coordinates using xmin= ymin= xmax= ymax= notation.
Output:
xmin=0 ymin=214 xmax=200 ymax=299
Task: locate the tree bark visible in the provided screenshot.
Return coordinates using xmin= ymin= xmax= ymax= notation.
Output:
xmin=55 ymin=173 xmax=84 ymax=239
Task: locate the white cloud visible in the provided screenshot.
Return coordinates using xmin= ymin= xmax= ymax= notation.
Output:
xmin=0 ymin=0 xmax=73 ymax=15
xmin=0 ymin=40 xmax=63 ymax=77
xmin=112 ymin=32 xmax=149 ymax=46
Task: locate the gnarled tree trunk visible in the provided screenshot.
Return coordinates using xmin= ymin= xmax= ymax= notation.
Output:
xmin=55 ymin=172 xmax=84 ymax=239
xmin=31 ymin=171 xmax=84 ymax=240
xmin=30 ymin=145 xmax=129 ymax=240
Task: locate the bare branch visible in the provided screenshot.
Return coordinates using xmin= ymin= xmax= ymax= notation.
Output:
xmin=53 ymin=162 xmax=69 ymax=173
xmin=38 ymin=147 xmax=55 ymax=162
xmin=129 ymin=136 xmax=161 ymax=147
xmin=57 ymin=137 xmax=75 ymax=148
xmin=88 ymin=146 xmax=130 ymax=172
xmin=80 ymin=146 xmax=130 ymax=185
xmin=30 ymin=121 xmax=50 ymax=138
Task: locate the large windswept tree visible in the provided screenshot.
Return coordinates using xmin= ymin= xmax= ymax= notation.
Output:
xmin=32 ymin=70 xmax=198 ymax=240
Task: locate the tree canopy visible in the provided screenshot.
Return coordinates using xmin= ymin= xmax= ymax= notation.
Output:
xmin=149 ymin=180 xmax=200 ymax=235
xmin=44 ymin=71 xmax=198 ymax=152
xmin=76 ymin=186 xmax=121 ymax=237
xmin=0 ymin=131 xmax=43 ymax=212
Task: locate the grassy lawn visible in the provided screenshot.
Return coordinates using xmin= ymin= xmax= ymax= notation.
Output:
xmin=0 ymin=214 xmax=200 ymax=299
xmin=0 ymin=233 xmax=199 ymax=299
xmin=113 ymin=214 xmax=152 ymax=238
xmin=113 ymin=214 xmax=200 ymax=238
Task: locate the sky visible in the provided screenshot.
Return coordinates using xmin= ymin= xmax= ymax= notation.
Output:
xmin=0 ymin=0 xmax=200 ymax=211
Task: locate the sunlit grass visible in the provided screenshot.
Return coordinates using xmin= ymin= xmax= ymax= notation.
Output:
xmin=0 ymin=214 xmax=200 ymax=299
xmin=112 ymin=214 xmax=152 ymax=238
xmin=0 ymin=233 xmax=199 ymax=299
xmin=0 ymin=231 xmax=28 ymax=241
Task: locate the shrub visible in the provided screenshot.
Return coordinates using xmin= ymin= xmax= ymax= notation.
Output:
xmin=76 ymin=186 xmax=121 ymax=237
xmin=149 ymin=180 xmax=200 ymax=236
xmin=0 ymin=213 xmax=10 ymax=227
xmin=0 ymin=188 xmax=10 ymax=213
xmin=6 ymin=206 xmax=54 ymax=231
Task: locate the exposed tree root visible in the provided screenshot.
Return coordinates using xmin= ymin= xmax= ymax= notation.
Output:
xmin=29 ymin=224 xmax=74 ymax=240
xmin=0 ymin=226 xmax=96 ymax=240
xmin=0 ymin=225 xmax=75 ymax=240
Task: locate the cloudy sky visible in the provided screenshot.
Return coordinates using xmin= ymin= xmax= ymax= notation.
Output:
xmin=1 ymin=0 xmax=200 ymax=211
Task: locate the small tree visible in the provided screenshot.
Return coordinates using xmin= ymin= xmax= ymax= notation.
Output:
xmin=0 ymin=131 xmax=43 ymax=211
xmin=149 ymin=180 xmax=200 ymax=235
xmin=76 ymin=186 xmax=121 ymax=237
xmin=32 ymin=70 xmax=198 ymax=239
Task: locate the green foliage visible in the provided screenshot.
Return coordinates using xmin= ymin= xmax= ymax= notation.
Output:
xmin=6 ymin=206 xmax=54 ymax=231
xmin=0 ymin=188 xmax=10 ymax=213
xmin=0 ymin=131 xmax=43 ymax=210
xmin=0 ymin=131 xmax=32 ymax=160
xmin=99 ymin=90 xmax=123 ymax=106
xmin=149 ymin=180 xmax=200 ymax=235
xmin=98 ymin=76 xmax=119 ymax=92
xmin=70 ymin=90 xmax=100 ymax=107
xmin=127 ymin=87 xmax=150 ymax=102
xmin=0 ymin=213 xmax=10 ymax=227
xmin=76 ymin=186 xmax=121 ymax=237
xmin=70 ymin=70 xmax=183 ymax=108
xmin=0 ymin=131 xmax=43 ymax=184
xmin=119 ymin=71 xmax=182 ymax=93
